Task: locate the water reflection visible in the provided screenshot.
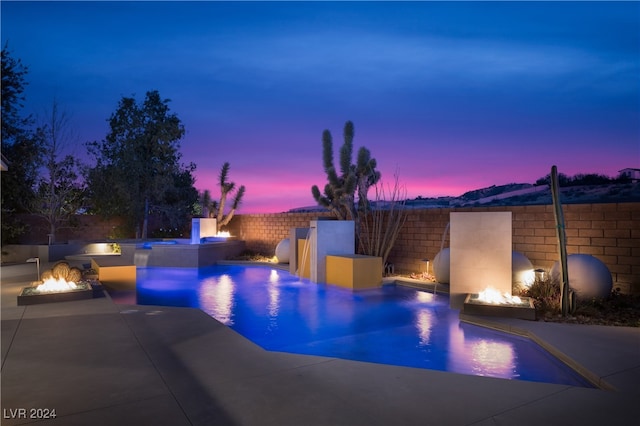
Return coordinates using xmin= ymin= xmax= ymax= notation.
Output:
xmin=267 ymin=269 xmax=280 ymax=329
xmin=131 ymin=266 xmax=588 ymax=386
xmin=448 ymin=320 xmax=517 ymax=379
xmin=468 ymin=340 xmax=517 ymax=378
xmin=415 ymin=291 xmax=435 ymax=304
xmin=199 ymin=274 xmax=235 ymax=325
xmin=415 ymin=309 xmax=434 ymax=346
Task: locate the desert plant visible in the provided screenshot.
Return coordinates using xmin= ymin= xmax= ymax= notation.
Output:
xmin=311 ymin=121 xmax=380 ymax=221
xmin=208 ymin=162 xmax=245 ymax=232
xmin=199 ymin=189 xmax=213 ymax=218
xmin=550 ymin=165 xmax=571 ymax=316
xmin=310 ymin=122 xmax=409 ymax=267
xmin=358 ymin=171 xmax=408 ymax=270
xmin=522 ymin=272 xmax=561 ymax=314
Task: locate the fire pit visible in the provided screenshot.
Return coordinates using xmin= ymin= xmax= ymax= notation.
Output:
xmin=462 ymin=287 xmax=536 ymax=320
xmin=17 ymin=261 xmax=98 ymax=306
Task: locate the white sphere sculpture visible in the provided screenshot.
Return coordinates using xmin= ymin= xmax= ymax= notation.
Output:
xmin=275 ymin=239 xmax=290 ymax=264
xmin=433 ymin=248 xmax=450 ymax=284
xmin=551 ymin=254 xmax=612 ymax=300
xmin=512 ymin=251 xmax=534 ymax=289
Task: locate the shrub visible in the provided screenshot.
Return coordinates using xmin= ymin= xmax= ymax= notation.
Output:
xmin=522 ymin=273 xmax=561 ymax=314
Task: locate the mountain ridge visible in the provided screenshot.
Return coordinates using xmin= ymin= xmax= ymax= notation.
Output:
xmin=289 ymin=181 xmax=640 ymax=213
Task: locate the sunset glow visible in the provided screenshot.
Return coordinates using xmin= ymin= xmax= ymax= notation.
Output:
xmin=2 ymin=2 xmax=638 ymax=214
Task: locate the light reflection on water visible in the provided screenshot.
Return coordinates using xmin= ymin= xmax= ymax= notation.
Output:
xmin=267 ymin=269 xmax=280 ymax=330
xmin=447 ymin=313 xmax=518 ymax=379
xmin=199 ymin=274 xmax=235 ymax=325
xmin=469 ymin=340 xmax=516 ymax=378
xmin=133 ymin=265 xmax=591 ymax=387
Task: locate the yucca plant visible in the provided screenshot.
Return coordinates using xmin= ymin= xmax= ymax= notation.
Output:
xmin=205 ymin=162 xmax=245 ymax=232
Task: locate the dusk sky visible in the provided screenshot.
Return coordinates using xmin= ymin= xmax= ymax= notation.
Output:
xmin=2 ymin=1 xmax=639 ymax=213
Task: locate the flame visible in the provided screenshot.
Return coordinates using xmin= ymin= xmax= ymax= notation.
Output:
xmin=476 ymin=287 xmax=522 ymax=305
xmin=215 ymin=231 xmax=231 ymax=238
xmin=36 ymin=277 xmax=78 ymax=293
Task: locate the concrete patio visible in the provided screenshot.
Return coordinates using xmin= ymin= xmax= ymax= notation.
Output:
xmin=1 ymin=262 xmax=638 ymax=425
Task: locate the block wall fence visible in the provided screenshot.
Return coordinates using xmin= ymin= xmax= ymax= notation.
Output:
xmin=226 ymin=202 xmax=640 ymax=294
xmin=13 ymin=214 xmax=127 ymax=244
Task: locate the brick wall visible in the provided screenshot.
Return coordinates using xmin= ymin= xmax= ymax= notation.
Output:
xmin=227 ymin=203 xmax=640 ymax=294
xmin=225 ymin=212 xmax=334 ymax=255
xmin=10 ymin=203 xmax=638 ymax=293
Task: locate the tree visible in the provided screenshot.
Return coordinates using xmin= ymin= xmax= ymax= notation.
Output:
xmin=158 ymin=164 xmax=199 ymax=236
xmin=536 ymin=173 xmax=568 ymax=186
xmin=535 ymin=171 xmax=616 ymax=187
xmin=204 ymin=162 xmax=245 ymax=232
xmin=30 ymin=100 xmax=85 ymax=243
xmin=311 ymin=121 xmax=380 ymax=221
xmin=85 ymin=90 xmax=197 ymax=238
xmin=1 ymin=44 xmax=30 ymax=146
xmin=1 ymin=44 xmax=43 ymax=244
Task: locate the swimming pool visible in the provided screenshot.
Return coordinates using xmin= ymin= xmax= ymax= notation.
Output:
xmin=112 ymin=265 xmax=592 ymax=387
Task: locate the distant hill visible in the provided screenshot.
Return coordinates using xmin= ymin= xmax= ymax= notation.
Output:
xmin=459 ymin=183 xmax=533 ymax=202
xmin=472 ymin=182 xmax=640 ymax=207
xmin=289 ymin=181 xmax=640 ymax=212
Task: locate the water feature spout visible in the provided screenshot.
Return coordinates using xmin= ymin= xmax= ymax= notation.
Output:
xmin=439 ymin=222 xmax=450 ymax=256
xmin=297 ymin=227 xmax=312 ymax=278
xmin=433 ymin=222 xmax=450 ymax=287
xmin=134 ymin=249 xmax=151 ymax=267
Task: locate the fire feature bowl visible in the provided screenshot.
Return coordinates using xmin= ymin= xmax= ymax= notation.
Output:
xmin=462 ymin=293 xmax=536 ymax=321
xmin=18 ymin=281 xmax=95 ymax=306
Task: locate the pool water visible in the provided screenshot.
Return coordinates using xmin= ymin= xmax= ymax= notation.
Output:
xmin=112 ymin=265 xmax=592 ymax=387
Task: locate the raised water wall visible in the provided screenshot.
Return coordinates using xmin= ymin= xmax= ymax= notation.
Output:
xmin=449 ymin=212 xmax=512 ymax=308
xmin=226 ymin=203 xmax=640 ymax=294
xmin=119 ymin=240 xmax=246 ymax=268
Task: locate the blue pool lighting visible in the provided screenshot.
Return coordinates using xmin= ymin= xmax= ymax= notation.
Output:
xmin=111 ymin=265 xmax=592 ymax=387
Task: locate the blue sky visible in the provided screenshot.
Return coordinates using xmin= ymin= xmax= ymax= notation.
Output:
xmin=2 ymin=1 xmax=639 ymax=213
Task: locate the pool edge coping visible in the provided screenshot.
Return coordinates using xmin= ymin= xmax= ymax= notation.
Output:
xmin=391 ymin=276 xmax=614 ymax=391
xmin=148 ymin=262 xmax=613 ymax=390
xmin=458 ymin=312 xmax=616 ymax=391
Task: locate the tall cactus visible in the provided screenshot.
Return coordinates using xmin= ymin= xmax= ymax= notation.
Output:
xmin=209 ymin=162 xmax=245 ymax=231
xmin=550 ymin=165 xmax=573 ymax=316
xmin=311 ymin=121 xmax=380 ymax=220
xmin=355 ymin=145 xmax=381 ymax=212
xmin=200 ymin=189 xmax=213 ymax=218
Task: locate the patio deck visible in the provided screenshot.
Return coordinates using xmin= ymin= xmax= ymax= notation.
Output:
xmin=1 ymin=262 xmax=638 ymax=425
